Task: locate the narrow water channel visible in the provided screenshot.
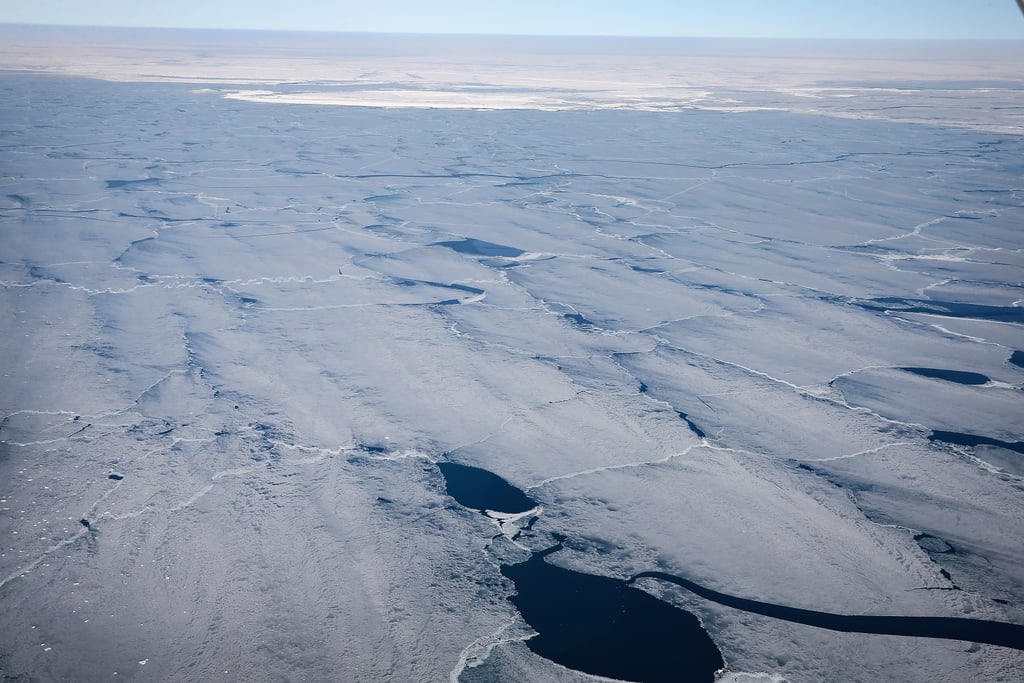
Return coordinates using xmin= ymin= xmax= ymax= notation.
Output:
xmin=438 ymin=462 xmax=1024 ymax=683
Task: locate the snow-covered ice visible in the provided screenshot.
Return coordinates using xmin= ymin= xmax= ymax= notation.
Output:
xmin=1 ymin=27 xmax=1022 ymax=682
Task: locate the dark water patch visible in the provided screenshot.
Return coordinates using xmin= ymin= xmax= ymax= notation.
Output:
xmin=639 ymin=381 xmax=649 ymax=394
xmin=239 ymin=296 xmax=259 ymax=305
xmin=438 ymin=462 xmax=535 ymax=514
xmin=427 ymin=281 xmax=484 ymax=295
xmin=899 ymin=367 xmax=990 ymax=385
xmin=28 ymin=266 xmax=62 ymax=283
xmin=512 ymin=515 xmax=540 ymax=542
xmin=200 ymin=277 xmax=222 ymax=284
xmin=107 ymin=473 xmax=124 ymax=481
xmin=1010 ymin=351 xmax=1024 ymax=369
xmin=79 ymin=519 xmax=90 ymax=529
xmin=116 ymin=211 xmax=190 ymax=223
xmin=563 ymin=312 xmax=595 ymax=327
xmin=631 ymin=571 xmax=1024 ymax=651
xmin=74 ymin=342 xmax=116 ymax=360
xmin=914 ymin=537 xmax=962 ymax=588
xmin=394 ymin=278 xmax=484 ymax=295
xmin=847 ymin=297 xmax=1024 ymax=323
xmin=432 ymin=237 xmax=524 ymax=258
xmin=250 ymin=422 xmax=290 ymax=455
xmin=676 ymin=411 xmax=706 ymax=439
xmin=631 ymin=265 xmax=665 ymax=273
xmin=113 ymin=236 xmax=155 ymax=264
xmin=914 ymin=533 xmax=955 ymax=555
xmin=497 ymin=175 xmax=571 ymax=188
xmin=929 ymin=431 xmax=1024 ymax=454
xmin=66 ymin=422 xmax=90 ymax=438
xmin=897 ymin=368 xmax=991 ymax=385
xmin=106 ymin=177 xmax=160 ymax=189
xmin=795 ymin=462 xmax=874 ymax=493
xmin=687 ymin=282 xmax=754 ymax=299
xmin=274 ymin=167 xmax=321 ymax=175
xmin=502 ymin=544 xmax=724 ymax=683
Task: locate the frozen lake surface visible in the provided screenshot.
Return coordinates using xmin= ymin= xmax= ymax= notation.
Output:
xmin=1 ymin=28 xmax=1023 ymax=682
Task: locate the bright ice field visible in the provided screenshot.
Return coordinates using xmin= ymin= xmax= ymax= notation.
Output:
xmin=1 ymin=31 xmax=1023 ymax=682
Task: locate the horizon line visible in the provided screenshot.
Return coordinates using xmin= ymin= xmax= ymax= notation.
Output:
xmin=2 ymin=22 xmax=1023 ymax=42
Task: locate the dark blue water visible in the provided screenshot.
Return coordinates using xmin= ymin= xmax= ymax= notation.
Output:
xmin=929 ymin=431 xmax=1024 ymax=454
xmin=394 ymin=279 xmax=485 ymax=295
xmin=676 ymin=411 xmax=707 ymax=439
xmin=900 ymin=367 xmax=990 ymax=385
xmin=393 ymin=277 xmax=485 ymax=305
xmin=1010 ymin=350 xmax=1024 ymax=369
xmin=439 ymin=464 xmax=725 ymax=680
xmin=431 ymin=238 xmax=524 ymax=258
xmin=630 ymin=571 xmax=1024 ymax=650
xmin=563 ymin=312 xmax=595 ymax=327
xmin=914 ymin=533 xmax=956 ymax=555
xmin=913 ymin=535 xmax=960 ymax=585
xmin=502 ymin=544 xmax=724 ymax=683
xmin=437 ymin=462 xmax=536 ymax=513
xmin=439 ymin=460 xmax=1024 ymax=683
xmin=106 ymin=178 xmax=160 ymax=189
xmin=850 ymin=297 xmax=1024 ymax=323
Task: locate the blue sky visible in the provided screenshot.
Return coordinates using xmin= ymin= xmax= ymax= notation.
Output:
xmin=1 ymin=0 xmax=1022 ymax=39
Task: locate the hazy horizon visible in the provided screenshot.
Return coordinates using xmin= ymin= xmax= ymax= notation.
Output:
xmin=1 ymin=0 xmax=1023 ymax=39
xmin=6 ymin=22 xmax=1024 ymax=41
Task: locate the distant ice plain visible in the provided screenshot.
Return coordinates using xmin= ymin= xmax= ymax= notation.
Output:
xmin=1 ymin=27 xmax=1022 ymax=682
